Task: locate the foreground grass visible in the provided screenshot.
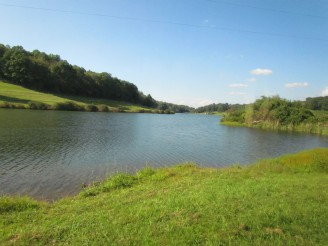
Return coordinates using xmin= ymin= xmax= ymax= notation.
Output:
xmin=0 ymin=81 xmax=153 ymax=113
xmin=1 ymin=148 xmax=327 ymax=245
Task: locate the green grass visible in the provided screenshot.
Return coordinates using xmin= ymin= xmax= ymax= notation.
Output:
xmin=1 ymin=148 xmax=327 ymax=245
xmin=0 ymin=81 xmax=153 ymax=113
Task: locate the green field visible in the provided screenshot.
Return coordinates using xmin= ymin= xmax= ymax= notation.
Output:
xmin=0 ymin=81 xmax=153 ymax=113
xmin=1 ymin=148 xmax=327 ymax=245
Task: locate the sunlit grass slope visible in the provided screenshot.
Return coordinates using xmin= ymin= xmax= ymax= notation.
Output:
xmin=1 ymin=148 xmax=327 ymax=245
xmin=0 ymin=81 xmax=152 ymax=112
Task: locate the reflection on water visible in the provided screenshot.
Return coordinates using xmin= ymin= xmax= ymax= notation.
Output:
xmin=0 ymin=109 xmax=327 ymax=200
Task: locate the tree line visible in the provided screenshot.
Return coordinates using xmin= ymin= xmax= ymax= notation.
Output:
xmin=197 ymin=96 xmax=328 ymax=114
xmin=304 ymin=96 xmax=328 ymax=111
xmin=195 ymin=103 xmax=245 ymax=113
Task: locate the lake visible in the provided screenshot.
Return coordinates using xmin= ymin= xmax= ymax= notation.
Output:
xmin=0 ymin=109 xmax=327 ymax=200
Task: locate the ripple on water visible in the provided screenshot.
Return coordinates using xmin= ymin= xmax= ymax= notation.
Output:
xmin=0 ymin=110 xmax=327 ymax=200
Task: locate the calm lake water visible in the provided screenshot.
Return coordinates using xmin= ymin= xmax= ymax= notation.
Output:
xmin=0 ymin=109 xmax=327 ymax=200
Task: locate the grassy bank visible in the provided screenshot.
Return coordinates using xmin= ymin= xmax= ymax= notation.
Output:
xmin=1 ymin=149 xmax=327 ymax=245
xmin=0 ymin=81 xmax=159 ymax=113
xmin=221 ymin=120 xmax=328 ymax=135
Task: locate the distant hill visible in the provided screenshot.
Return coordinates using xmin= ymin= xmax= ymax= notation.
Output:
xmin=195 ymin=103 xmax=245 ymax=114
xmin=0 ymin=43 xmax=192 ymax=113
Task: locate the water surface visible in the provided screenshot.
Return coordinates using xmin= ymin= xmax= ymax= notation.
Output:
xmin=0 ymin=109 xmax=327 ymax=200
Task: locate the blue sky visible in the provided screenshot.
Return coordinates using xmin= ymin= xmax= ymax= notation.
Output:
xmin=1 ymin=0 xmax=327 ymax=107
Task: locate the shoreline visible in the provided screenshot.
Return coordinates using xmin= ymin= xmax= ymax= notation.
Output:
xmin=1 ymin=148 xmax=326 ymax=202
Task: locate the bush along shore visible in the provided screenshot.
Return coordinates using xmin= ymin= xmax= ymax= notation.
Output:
xmin=221 ymin=96 xmax=328 ymax=135
xmin=0 ymin=100 xmax=175 ymax=114
xmin=1 ymin=148 xmax=327 ymax=245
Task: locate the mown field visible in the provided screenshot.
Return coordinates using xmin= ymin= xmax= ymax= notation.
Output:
xmin=1 ymin=148 xmax=327 ymax=245
xmin=0 ymin=81 xmax=153 ymax=113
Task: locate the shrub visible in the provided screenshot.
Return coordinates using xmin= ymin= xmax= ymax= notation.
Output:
xmin=221 ymin=108 xmax=245 ymax=123
xmin=0 ymin=102 xmax=26 ymax=109
xmin=28 ymin=101 xmax=50 ymax=110
xmin=274 ymin=106 xmax=314 ymax=125
xmin=164 ymin=109 xmax=175 ymax=114
xmin=0 ymin=102 xmax=10 ymax=108
xmin=98 ymin=104 xmax=109 ymax=112
xmin=84 ymin=104 xmax=98 ymax=112
xmin=53 ymin=101 xmax=83 ymax=111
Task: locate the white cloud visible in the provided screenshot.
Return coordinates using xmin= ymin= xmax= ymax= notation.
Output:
xmin=229 ymin=91 xmax=247 ymax=96
xmin=322 ymin=87 xmax=328 ymax=96
xmin=228 ymin=83 xmax=248 ymax=88
xmin=247 ymin=78 xmax=257 ymax=82
xmin=285 ymin=82 xmax=309 ymax=88
xmin=203 ymin=19 xmax=209 ymax=24
xmin=250 ymin=68 xmax=273 ymax=75
xmin=197 ymin=99 xmax=215 ymax=107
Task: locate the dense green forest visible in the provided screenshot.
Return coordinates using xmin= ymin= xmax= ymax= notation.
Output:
xmin=221 ymin=96 xmax=328 ymax=135
xmin=0 ymin=44 xmax=193 ymax=113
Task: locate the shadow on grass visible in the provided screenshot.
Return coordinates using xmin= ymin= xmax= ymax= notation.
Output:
xmin=0 ymin=95 xmax=30 ymax=104
xmin=54 ymin=93 xmax=144 ymax=109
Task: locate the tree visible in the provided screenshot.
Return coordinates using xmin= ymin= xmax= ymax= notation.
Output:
xmin=143 ymin=94 xmax=157 ymax=107
xmin=2 ymin=46 xmax=32 ymax=85
xmin=0 ymin=44 xmax=8 ymax=78
xmin=51 ymin=60 xmax=78 ymax=93
xmin=158 ymin=102 xmax=169 ymax=111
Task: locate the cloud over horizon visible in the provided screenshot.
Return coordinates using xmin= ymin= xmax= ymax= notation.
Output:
xmin=228 ymin=83 xmax=248 ymax=88
xmin=250 ymin=68 xmax=273 ymax=75
xmin=322 ymin=87 xmax=328 ymax=96
xmin=285 ymin=82 xmax=309 ymax=88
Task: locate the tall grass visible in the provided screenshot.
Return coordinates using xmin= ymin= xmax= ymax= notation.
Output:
xmin=249 ymin=121 xmax=328 ymax=135
xmin=97 ymin=104 xmax=110 ymax=112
